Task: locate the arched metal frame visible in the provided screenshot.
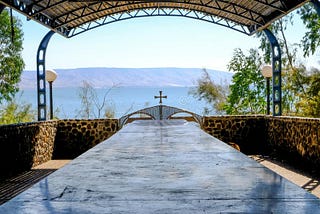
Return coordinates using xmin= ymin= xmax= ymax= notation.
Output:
xmin=1 ymin=0 xmax=307 ymax=38
xmin=37 ymin=19 xmax=283 ymax=120
xmin=68 ymin=8 xmax=251 ymax=38
xmin=38 ymin=15 xmax=282 ymax=119
xmin=119 ymin=105 xmax=202 ymax=128
xmin=37 ymin=30 xmax=55 ymax=121
xmin=0 ymin=0 xmax=315 ymax=120
xmin=263 ymin=29 xmax=282 ymax=116
xmin=25 ymin=0 xmax=317 ymax=119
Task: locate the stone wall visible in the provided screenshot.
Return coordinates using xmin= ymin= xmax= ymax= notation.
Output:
xmin=0 ymin=121 xmax=57 ymax=180
xmin=267 ymin=116 xmax=320 ymax=172
xmin=202 ymin=115 xmax=320 ymax=174
xmin=0 ymin=116 xmax=319 ymax=180
xmin=53 ymin=119 xmax=119 ymax=159
xmin=202 ymin=115 xmax=269 ymax=154
xmin=0 ymin=119 xmax=119 ymax=181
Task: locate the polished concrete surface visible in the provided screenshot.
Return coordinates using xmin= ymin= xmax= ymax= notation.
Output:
xmin=1 ymin=120 xmax=320 ymax=213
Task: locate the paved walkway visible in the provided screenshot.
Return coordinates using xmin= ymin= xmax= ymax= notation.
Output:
xmin=0 ymin=160 xmax=71 ymax=205
xmin=250 ymin=155 xmax=320 ymax=198
xmin=0 ymin=120 xmax=319 ymax=213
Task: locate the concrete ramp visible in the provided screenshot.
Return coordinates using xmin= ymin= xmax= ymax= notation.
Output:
xmin=1 ymin=120 xmax=319 ymax=213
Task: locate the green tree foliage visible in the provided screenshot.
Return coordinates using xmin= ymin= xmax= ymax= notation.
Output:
xmin=189 ymin=69 xmax=228 ymax=115
xmin=258 ymin=16 xmax=300 ymax=115
xmin=0 ymin=9 xmax=24 ymax=103
xmin=256 ymin=14 xmax=320 ymax=117
xmin=224 ymin=48 xmax=265 ymax=115
xmin=0 ymin=98 xmax=35 ymax=124
xmin=257 ymin=14 xmax=297 ymax=67
xmin=298 ymin=3 xmax=320 ymax=57
xmin=291 ymin=66 xmax=320 ymax=117
xmin=192 ymin=10 xmax=320 ymax=117
xmin=77 ymin=80 xmax=116 ymax=119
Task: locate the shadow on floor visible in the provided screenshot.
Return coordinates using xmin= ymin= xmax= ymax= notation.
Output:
xmin=0 ymin=169 xmax=56 ymax=205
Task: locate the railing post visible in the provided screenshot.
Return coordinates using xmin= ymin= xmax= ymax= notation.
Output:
xmin=263 ymin=29 xmax=282 ymax=116
xmin=37 ymin=30 xmax=55 ymax=121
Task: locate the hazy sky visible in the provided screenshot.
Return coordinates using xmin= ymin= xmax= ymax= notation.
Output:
xmin=15 ymin=9 xmax=317 ymax=71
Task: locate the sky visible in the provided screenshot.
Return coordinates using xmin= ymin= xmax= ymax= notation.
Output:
xmin=14 ymin=8 xmax=318 ymax=72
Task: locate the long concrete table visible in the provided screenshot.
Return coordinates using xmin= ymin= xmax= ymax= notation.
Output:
xmin=1 ymin=120 xmax=320 ymax=213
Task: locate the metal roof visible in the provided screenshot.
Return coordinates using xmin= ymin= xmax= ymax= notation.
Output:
xmin=0 ymin=0 xmax=310 ymax=38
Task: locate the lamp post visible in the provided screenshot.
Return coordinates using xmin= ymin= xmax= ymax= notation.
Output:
xmin=45 ymin=69 xmax=57 ymax=120
xmin=261 ymin=65 xmax=272 ymax=115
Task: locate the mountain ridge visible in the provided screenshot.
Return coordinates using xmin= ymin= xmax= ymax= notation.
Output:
xmin=19 ymin=67 xmax=233 ymax=89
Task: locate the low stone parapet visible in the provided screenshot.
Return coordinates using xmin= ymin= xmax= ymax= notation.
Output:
xmin=53 ymin=119 xmax=119 ymax=159
xmin=267 ymin=116 xmax=320 ymax=173
xmin=202 ymin=115 xmax=268 ymax=154
xmin=202 ymin=115 xmax=320 ymax=175
xmin=0 ymin=115 xmax=319 ymax=180
xmin=0 ymin=119 xmax=119 ymax=181
xmin=0 ymin=121 xmax=57 ymax=180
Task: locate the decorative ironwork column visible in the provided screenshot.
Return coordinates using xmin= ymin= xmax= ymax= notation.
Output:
xmin=37 ymin=31 xmax=55 ymax=121
xmin=263 ymin=29 xmax=282 ymax=116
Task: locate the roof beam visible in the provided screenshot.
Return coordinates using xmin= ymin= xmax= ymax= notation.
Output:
xmin=0 ymin=0 xmax=71 ymax=37
xmin=67 ymin=7 xmax=251 ymax=37
xmin=253 ymin=0 xmax=287 ymax=13
xmin=31 ymin=0 xmax=67 ymax=16
xmin=55 ymin=1 xmax=264 ymax=31
xmin=0 ymin=0 xmax=311 ymax=37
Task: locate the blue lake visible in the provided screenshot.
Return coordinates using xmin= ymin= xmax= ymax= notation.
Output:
xmin=19 ymin=86 xmax=212 ymax=119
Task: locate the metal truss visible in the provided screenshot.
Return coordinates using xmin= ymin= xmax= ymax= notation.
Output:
xmin=2 ymin=0 xmax=314 ymax=119
xmin=0 ymin=0 xmax=71 ymax=37
xmin=69 ymin=7 xmax=252 ymax=37
xmin=0 ymin=0 xmax=311 ymax=38
xmin=0 ymin=0 xmax=268 ymax=37
xmin=119 ymin=105 xmax=203 ymax=128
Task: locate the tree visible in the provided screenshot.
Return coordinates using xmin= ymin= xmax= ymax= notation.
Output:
xmin=293 ymin=67 xmax=320 ymax=117
xmin=0 ymin=94 xmax=35 ymax=124
xmin=77 ymin=80 xmax=116 ymax=119
xmin=189 ymin=69 xmax=228 ymax=115
xmin=77 ymin=81 xmax=94 ymax=118
xmin=298 ymin=3 xmax=320 ymax=57
xmin=256 ymin=12 xmax=320 ymax=117
xmin=224 ymin=48 xmax=265 ymax=115
xmin=0 ymin=9 xmax=24 ymax=103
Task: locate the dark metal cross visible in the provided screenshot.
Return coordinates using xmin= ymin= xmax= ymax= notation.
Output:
xmin=154 ymin=90 xmax=167 ymax=104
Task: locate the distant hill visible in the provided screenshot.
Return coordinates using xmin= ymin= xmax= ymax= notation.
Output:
xmin=19 ymin=67 xmax=233 ymax=88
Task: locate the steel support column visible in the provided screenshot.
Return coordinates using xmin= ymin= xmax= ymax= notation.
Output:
xmin=37 ymin=30 xmax=55 ymax=121
xmin=263 ymin=29 xmax=282 ymax=116
xmin=0 ymin=4 xmax=5 ymax=14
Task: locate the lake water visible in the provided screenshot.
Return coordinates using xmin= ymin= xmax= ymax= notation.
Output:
xmin=19 ymin=86 xmax=212 ymax=119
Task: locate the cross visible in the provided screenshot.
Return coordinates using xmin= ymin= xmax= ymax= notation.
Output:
xmin=154 ymin=90 xmax=167 ymax=104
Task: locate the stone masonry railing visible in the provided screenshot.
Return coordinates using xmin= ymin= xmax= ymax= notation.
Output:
xmin=0 ymin=121 xmax=57 ymax=180
xmin=0 ymin=119 xmax=119 ymax=181
xmin=202 ymin=115 xmax=320 ymax=174
xmin=53 ymin=119 xmax=119 ymax=159
xmin=0 ymin=116 xmax=318 ymax=180
xmin=267 ymin=116 xmax=320 ymax=172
